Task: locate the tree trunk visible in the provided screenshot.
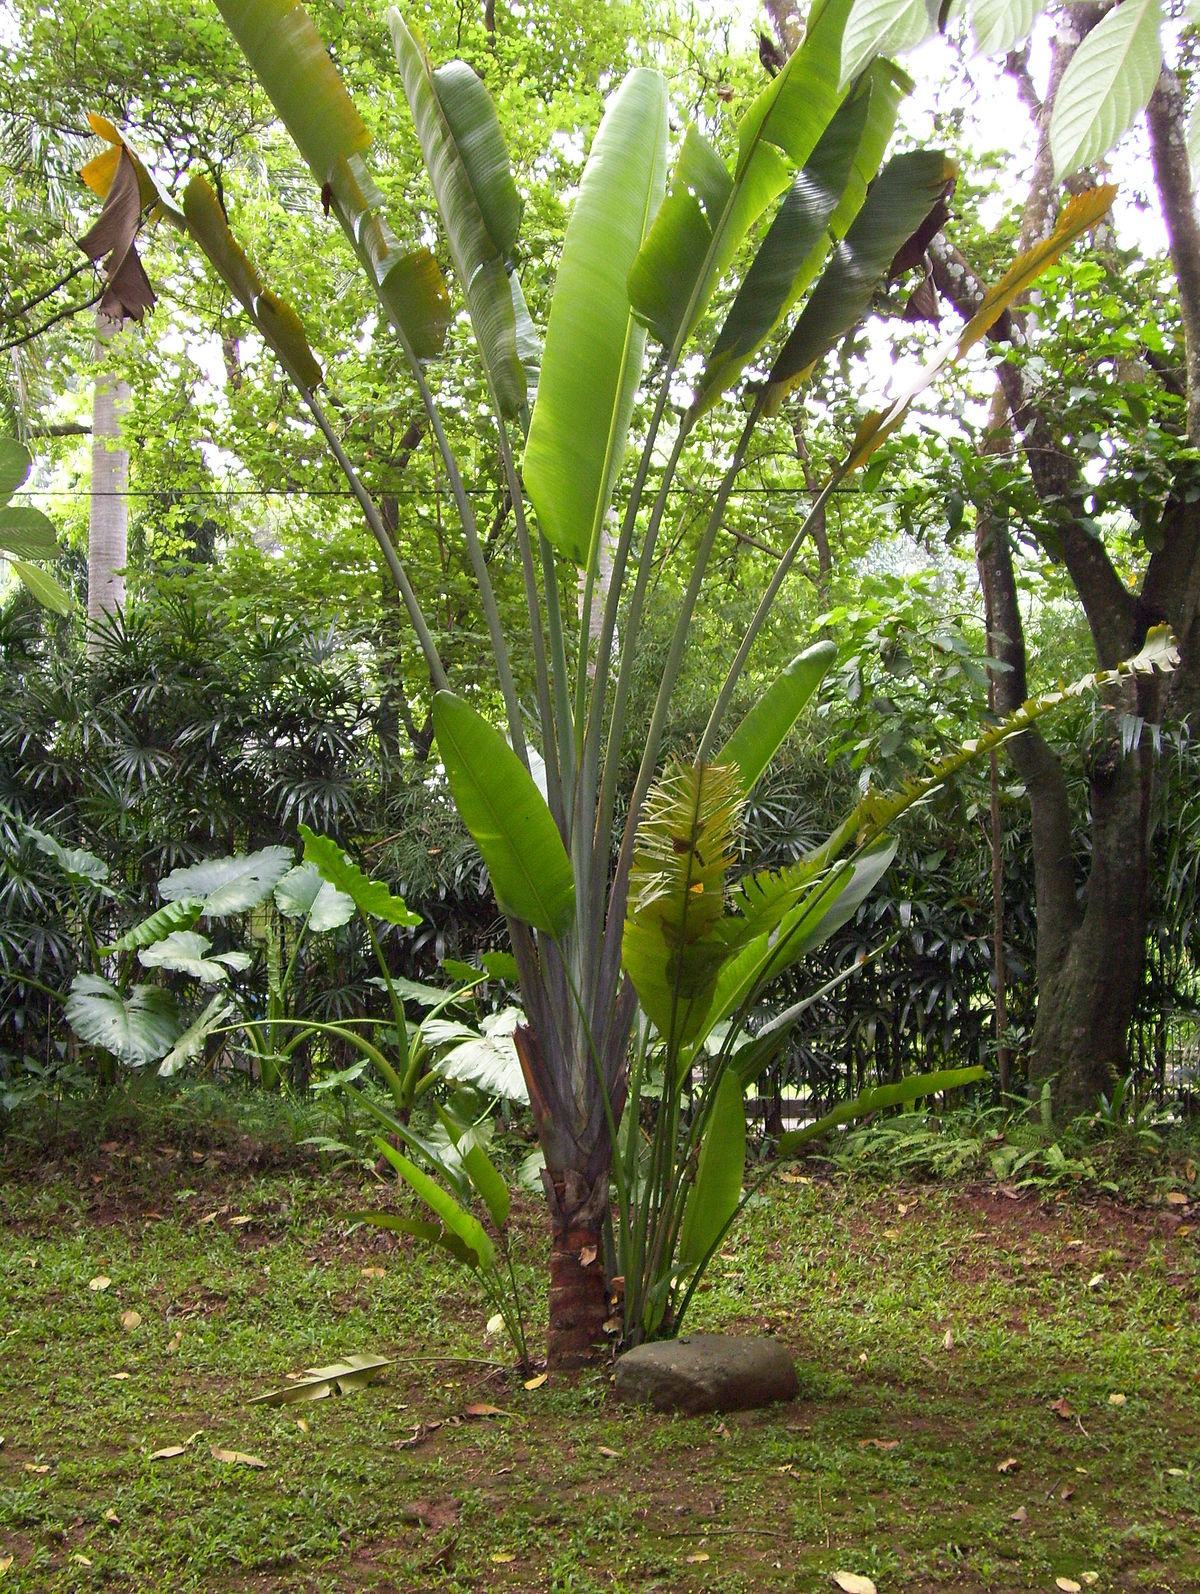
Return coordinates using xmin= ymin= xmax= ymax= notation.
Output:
xmin=542 ymin=1168 xmax=610 ymax=1368
xmin=87 ymin=311 xmax=129 ymax=655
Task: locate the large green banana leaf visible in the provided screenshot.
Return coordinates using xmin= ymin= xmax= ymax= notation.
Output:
xmin=212 ymin=0 xmax=370 ymax=184
xmin=676 ymin=1069 xmax=746 ymax=1272
xmin=389 ymin=11 xmax=529 ymax=415
xmin=765 ymin=147 xmax=957 ymax=406
xmin=523 ymin=68 xmax=668 ymax=569
xmin=717 ymin=640 xmax=837 ymax=792
xmin=627 ymin=0 xmax=854 ymax=358
xmin=210 ymin=0 xmax=450 ymax=363
xmin=432 ymin=692 xmax=575 ymax=938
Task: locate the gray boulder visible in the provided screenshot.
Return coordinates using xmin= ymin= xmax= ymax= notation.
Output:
xmin=614 ymin=1333 xmax=798 ymax=1415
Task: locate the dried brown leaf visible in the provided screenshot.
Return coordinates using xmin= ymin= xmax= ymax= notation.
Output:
xmin=210 ymin=1445 xmax=266 ymax=1469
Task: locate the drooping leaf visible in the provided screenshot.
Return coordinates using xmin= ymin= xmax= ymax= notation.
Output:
xmin=389 ymin=12 xmax=529 ymax=413
xmin=299 ymin=826 xmax=420 ymax=926
xmin=777 ymin=1065 xmax=985 ymax=1156
xmin=28 ymin=828 xmax=109 ymax=889
xmin=839 ymin=0 xmax=940 ymax=86
xmin=628 ymin=0 xmax=854 ymax=357
xmin=969 ymin=0 xmax=1039 ymax=56
xmin=76 ymin=145 xmax=155 ymax=322
xmin=765 ymin=148 xmax=957 ymax=404
xmin=350 ymin=1207 xmax=476 ymax=1266
xmin=158 ymin=994 xmax=233 ymax=1077
xmin=523 ymin=67 xmax=667 ymax=567
xmin=65 ymin=974 xmax=181 ymax=1067
xmin=718 ymin=641 xmax=837 ymax=792
xmin=138 ymin=931 xmax=253 ymax=986
xmin=622 ymin=761 xmax=744 ymax=1045
xmin=0 ymin=506 xmax=58 ymax=558
xmin=10 ymin=559 xmax=70 ymax=616
xmin=435 ymin=1106 xmax=510 ymax=1227
xmin=273 ymin=861 xmax=356 ymax=931
xmin=158 ymin=845 xmax=294 ymax=916
xmin=432 ymin=693 xmax=575 ymax=938
xmin=104 ymin=898 xmax=205 ymax=954
xmin=373 ymin=1140 xmax=495 ymax=1269
xmin=677 ymin=1069 xmax=746 ymax=1270
xmin=1049 ymin=0 xmax=1161 ymax=180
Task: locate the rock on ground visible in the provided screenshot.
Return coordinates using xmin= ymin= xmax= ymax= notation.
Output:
xmin=614 ymin=1333 xmax=798 ymax=1415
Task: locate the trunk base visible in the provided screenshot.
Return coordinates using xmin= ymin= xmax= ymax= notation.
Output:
xmin=543 ymin=1169 xmax=609 ymax=1369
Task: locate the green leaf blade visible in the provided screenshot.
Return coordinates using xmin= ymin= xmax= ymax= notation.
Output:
xmin=299 ymin=827 xmax=420 ymax=926
xmin=524 ymin=67 xmax=668 ymax=567
xmin=677 ymin=1070 xmax=746 ymax=1270
xmin=65 ymin=974 xmax=181 ymax=1068
xmin=1050 ymin=0 xmax=1161 ymax=179
xmin=718 ymin=643 xmax=837 ymax=793
xmin=432 ymin=693 xmax=575 ymax=938
xmin=159 ymin=845 xmax=294 ymax=916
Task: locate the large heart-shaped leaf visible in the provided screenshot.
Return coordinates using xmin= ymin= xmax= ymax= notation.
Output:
xmin=273 ymin=861 xmax=356 ymax=931
xmin=158 ymin=994 xmax=232 ymax=1077
xmin=390 ymin=11 xmax=529 ymax=414
xmin=29 ymin=828 xmax=109 ymax=889
xmin=1049 ymin=0 xmax=1161 ymax=180
xmin=523 ymin=67 xmax=667 ymax=567
xmin=104 ymin=898 xmax=205 ymax=954
xmin=422 ymin=1008 xmax=528 ymax=1103
xmin=299 ymin=827 xmax=420 ymax=926
xmin=138 ymin=931 xmax=253 ymax=986
xmin=432 ymin=693 xmax=575 ymax=938
xmin=65 ymin=974 xmax=181 ymax=1067
xmin=158 ymin=845 xmax=294 ymax=916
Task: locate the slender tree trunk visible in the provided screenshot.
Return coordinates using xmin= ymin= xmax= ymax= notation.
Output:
xmin=87 ymin=312 xmax=129 ymax=655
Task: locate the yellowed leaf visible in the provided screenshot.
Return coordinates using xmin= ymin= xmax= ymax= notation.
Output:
xmin=1011 ymin=1505 xmax=1028 ymax=1523
xmin=858 ymin=1438 xmax=900 ymax=1452
xmin=296 ymin=1418 xmax=309 ymax=1433
xmin=1056 ymin=1579 xmax=1082 ymax=1592
xmin=0 ymin=1554 xmax=12 ymax=1575
xmin=89 ymin=1275 xmax=112 ymax=1292
xmin=1164 ymin=1191 xmax=1188 ymax=1206
xmin=597 ymin=1445 xmax=620 ymax=1458
xmin=778 ymin=1170 xmax=810 ymax=1184
xmin=149 ymin=1445 xmax=188 ymax=1461
xmin=111 ymin=1372 xmax=131 ymax=1381
xmin=463 ymin=1403 xmax=507 ymax=1420
xmin=1086 ymin=1273 xmax=1104 ymax=1290
xmin=485 ymin=1312 xmax=504 ymax=1335
xmin=1081 ymin=1574 xmax=1099 ymax=1586
xmin=1175 ymin=1224 xmax=1193 ymax=1238
xmin=360 ymin=1266 xmax=385 ymax=1278
xmin=1048 ymin=1396 xmax=1073 ymax=1420
xmin=210 ymin=1445 xmax=266 ymax=1468
xmin=23 ymin=1464 xmax=49 ymax=1475
xmin=1108 ymin=1392 xmax=1126 ymax=1406
xmin=120 ymin=1310 xmax=142 ymax=1332
xmin=523 ymin=1372 xmax=547 ymax=1390
xmin=491 ymin=1551 xmax=516 ymax=1563
xmin=104 ymin=1508 xmax=119 ymax=1524
xmin=833 ymin=1573 xmax=877 ymax=1594
xmin=579 ymin=1246 xmax=598 ymax=1268
xmin=167 ymin=1331 xmax=182 ymax=1353
xmin=230 ymin=1214 xmax=253 ymax=1226
xmin=998 ymin=1457 xmax=1020 ymax=1473
xmin=1167 ymin=1467 xmax=1186 ymax=1476
xmin=69 ymin=1554 xmax=92 ymax=1568
xmin=942 ymin=1329 xmax=955 ymax=1351
xmin=685 ymin=1551 xmax=710 ymax=1562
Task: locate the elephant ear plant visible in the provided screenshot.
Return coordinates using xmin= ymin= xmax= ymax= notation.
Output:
xmin=91 ymin=0 xmax=1126 ymax=1363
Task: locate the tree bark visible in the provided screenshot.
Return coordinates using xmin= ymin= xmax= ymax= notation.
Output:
xmin=87 ymin=311 xmax=129 ymax=655
xmin=940 ymin=18 xmax=1200 ymax=1114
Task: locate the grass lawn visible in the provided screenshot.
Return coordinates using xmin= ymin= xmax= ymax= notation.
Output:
xmin=1 ymin=1090 xmax=1198 ymax=1592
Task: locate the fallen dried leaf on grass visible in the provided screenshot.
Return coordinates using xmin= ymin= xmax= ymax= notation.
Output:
xmin=0 ymin=1554 xmax=12 ymax=1575
xmin=523 ymin=1372 xmax=547 ymax=1390
xmin=1010 ymin=1505 xmax=1028 ymax=1523
xmin=22 ymin=1464 xmax=49 ymax=1475
xmin=1108 ymin=1392 xmax=1126 ymax=1406
xmin=491 ymin=1551 xmax=516 ymax=1564
xmin=859 ymin=1438 xmax=900 ymax=1452
xmin=1164 ymin=1191 xmax=1188 ymax=1206
xmin=833 ymin=1573 xmax=877 ymax=1594
xmin=119 ymin=1310 xmax=141 ymax=1332
xmin=1056 ymin=1579 xmax=1082 ymax=1592
xmin=685 ymin=1551 xmax=710 ymax=1563
xmin=597 ymin=1445 xmax=620 ymax=1458
xmin=89 ymin=1276 xmax=111 ymax=1292
xmin=104 ymin=1509 xmax=119 ymax=1525
xmin=360 ymin=1266 xmax=385 ymax=1279
xmin=211 ymin=1445 xmax=266 ymax=1469
xmin=249 ymin=1354 xmax=391 ymax=1406
xmin=997 ymin=1456 xmax=1020 ymax=1473
xmin=149 ymin=1445 xmax=188 ymax=1461
xmin=1048 ymin=1396 xmax=1074 ymax=1420
xmin=462 ymin=1403 xmax=507 ymax=1420
xmin=942 ymin=1329 xmax=955 ymax=1350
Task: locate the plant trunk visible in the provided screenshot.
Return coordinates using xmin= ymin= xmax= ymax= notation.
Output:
xmin=1027 ymin=733 xmax=1151 ymax=1115
xmin=542 ymin=1168 xmax=610 ymax=1368
xmin=87 ymin=312 xmax=129 ymax=656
